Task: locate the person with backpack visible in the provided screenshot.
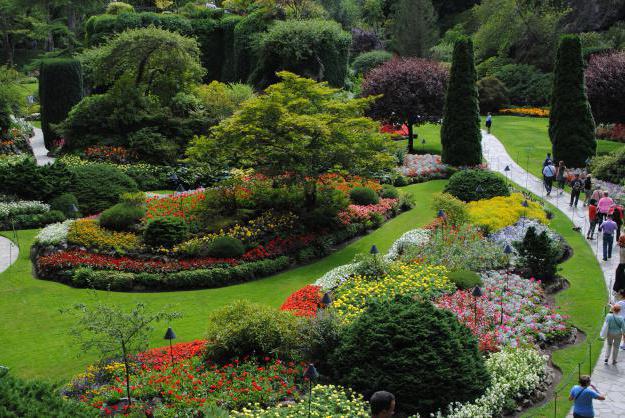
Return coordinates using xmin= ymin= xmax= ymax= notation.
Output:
xmin=602 ymin=304 xmax=625 ymax=365
xmin=569 ymin=375 xmax=606 ymax=418
xmin=570 ymin=173 xmax=584 ymax=208
xmin=543 ymin=153 xmax=553 ymax=167
xmin=542 ymin=161 xmax=556 ymax=196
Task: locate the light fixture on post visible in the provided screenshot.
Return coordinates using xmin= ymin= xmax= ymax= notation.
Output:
xmin=303 ymin=364 xmax=319 ymax=418
xmin=320 ymin=292 xmax=332 ymax=307
xmin=521 ymin=199 xmax=529 ymax=226
xmin=475 ymin=184 xmax=484 ymax=200
xmin=504 ymin=165 xmax=511 ymax=185
xmin=369 ymin=245 xmax=379 ymax=255
xmin=68 ymin=203 xmax=79 ymax=219
xmin=164 ymin=327 xmax=176 ymax=363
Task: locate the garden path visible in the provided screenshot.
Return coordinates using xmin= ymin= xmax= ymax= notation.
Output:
xmin=0 ymin=236 xmax=18 ymax=274
xmin=482 ymin=131 xmax=625 ymax=417
xmin=29 ymin=128 xmax=55 ymax=166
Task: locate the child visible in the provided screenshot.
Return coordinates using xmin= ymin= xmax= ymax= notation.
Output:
xmin=587 ymin=199 xmax=598 ymax=239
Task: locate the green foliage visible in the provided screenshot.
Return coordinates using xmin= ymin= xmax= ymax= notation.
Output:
xmin=380 ymin=184 xmax=399 ymax=198
xmin=431 ymin=192 xmax=468 ymax=226
xmin=300 ymin=187 xmax=350 ymax=230
xmin=444 ymin=170 xmax=510 ymax=202
xmin=106 ymin=2 xmax=134 ymax=14
xmin=127 ymin=127 xmax=178 ymax=165
xmin=590 ymin=146 xmax=625 ymax=184
xmin=447 ymin=270 xmax=483 ymax=290
xmin=0 ymin=157 xmax=73 ymax=201
xmin=441 ymin=37 xmax=482 ymax=166
xmin=0 ymin=374 xmax=94 ymax=418
xmin=189 ymin=16 xmax=225 ymax=82
xmin=514 ymin=226 xmax=560 ymax=282
xmin=195 ymin=81 xmax=254 ymax=121
xmin=319 ymin=0 xmax=359 ymax=28
xmin=351 ymin=50 xmax=392 ymax=75
xmin=39 ymin=59 xmax=83 ymax=150
xmin=99 ymin=203 xmax=145 ymax=232
xmin=204 ymin=300 xmax=302 ymax=362
xmin=220 ymin=15 xmax=244 ymax=83
xmin=477 ymin=77 xmax=509 ymax=113
xmin=143 ymin=217 xmax=189 ymax=248
xmin=253 ymin=19 xmax=351 ymax=88
xmin=233 ymin=11 xmax=271 ymax=83
xmin=389 ymin=0 xmax=438 ymax=58
xmin=206 ymin=236 xmax=245 ymax=258
xmin=1 ymin=210 xmax=65 ymax=230
xmin=330 ymin=297 xmax=490 ymax=416
xmin=352 ymin=252 xmax=390 ymax=277
xmin=50 ymin=193 xmax=80 ymax=218
xmin=349 ymin=186 xmax=379 ymax=205
xmin=68 ymin=164 xmax=138 ymax=214
xmin=549 ymin=35 xmax=596 ymax=168
xmin=0 ymin=67 xmax=23 ymax=130
xmin=299 ymin=311 xmax=342 ymax=371
xmin=491 ymin=64 xmax=552 ymax=106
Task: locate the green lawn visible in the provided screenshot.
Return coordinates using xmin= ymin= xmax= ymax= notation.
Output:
xmin=488 ymin=116 xmax=624 ymax=179
xmin=0 ymin=180 xmax=447 ymax=381
xmin=387 ymin=123 xmax=442 ymax=155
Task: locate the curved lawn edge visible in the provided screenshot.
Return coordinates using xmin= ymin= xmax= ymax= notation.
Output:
xmin=0 ymin=180 xmax=447 ymax=381
xmin=0 ymin=236 xmax=19 ymax=273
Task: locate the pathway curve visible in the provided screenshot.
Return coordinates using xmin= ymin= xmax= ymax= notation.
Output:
xmin=481 ymin=131 xmax=625 ymax=417
xmin=0 ymin=236 xmax=19 ymax=274
xmin=29 ymin=128 xmax=55 ymax=166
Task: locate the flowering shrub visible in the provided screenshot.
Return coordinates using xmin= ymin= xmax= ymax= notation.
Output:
xmin=279 ymin=285 xmax=322 ymax=317
xmin=499 ymin=108 xmax=549 ymax=117
xmin=232 ymin=384 xmax=369 ymax=417
xmin=35 ymin=220 xmax=74 ymax=246
xmin=467 ymin=193 xmax=547 ymax=233
xmin=488 ymin=218 xmax=563 ymax=256
xmin=440 ymin=347 xmax=547 ymax=417
xmin=333 ymin=263 xmax=453 ymax=323
xmin=314 ymin=263 xmax=358 ymax=291
xmin=0 ymin=200 xmax=49 ymax=218
xmin=384 ymin=228 xmax=430 ymax=261
xmin=136 ymin=340 xmax=206 ymax=369
xmin=84 ymin=145 xmax=133 ymax=164
xmin=67 ymin=219 xmax=140 ymax=253
xmin=144 ymin=189 xmax=206 ymax=221
xmin=316 ymin=173 xmax=382 ymax=195
xmin=596 ymin=124 xmax=625 ymax=142
xmin=398 ymin=154 xmax=451 ymax=181
xmin=337 ymin=198 xmax=398 ymax=224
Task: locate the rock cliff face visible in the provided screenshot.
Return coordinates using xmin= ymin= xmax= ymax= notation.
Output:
xmin=563 ymin=0 xmax=625 ymax=32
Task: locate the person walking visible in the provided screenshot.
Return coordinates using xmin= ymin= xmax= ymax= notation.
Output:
xmin=613 ymin=204 xmax=623 ymax=239
xmin=599 ymin=215 xmax=618 ymax=261
xmin=370 ymin=391 xmax=396 ymax=418
xmin=603 ymin=304 xmax=625 ymax=365
xmin=569 ymin=375 xmax=606 ymax=418
xmin=485 ymin=113 xmax=493 ymax=134
xmin=587 ymin=199 xmax=598 ymax=240
xmin=614 ymin=235 xmax=625 ymax=294
xmin=543 ymin=153 xmax=553 ymax=167
xmin=570 ymin=173 xmax=584 ymax=208
xmin=556 ymin=161 xmax=567 ymax=195
xmin=583 ymin=174 xmax=593 ymax=206
xmin=542 ymin=161 xmax=557 ymax=196
xmin=597 ymin=192 xmax=615 ymax=224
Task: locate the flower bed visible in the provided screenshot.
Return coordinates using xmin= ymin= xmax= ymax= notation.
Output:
xmin=144 ymin=189 xmax=207 ymax=221
xmin=67 ymin=219 xmax=140 ymax=253
xmin=35 ymin=220 xmax=74 ymax=246
xmin=316 ymin=173 xmax=382 ymax=195
xmin=398 ymin=154 xmax=451 ymax=181
xmin=84 ymin=145 xmax=133 ymax=164
xmin=280 ymin=285 xmax=322 ymax=317
xmin=499 ymin=108 xmax=549 ymax=117
xmin=488 ymin=218 xmax=564 ymax=256
xmin=337 ymin=198 xmax=398 ymax=224
xmin=596 ymin=123 xmax=625 ymax=143
xmin=467 ymin=193 xmax=547 ymax=233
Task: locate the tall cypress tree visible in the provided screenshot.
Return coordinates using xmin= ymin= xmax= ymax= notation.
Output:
xmin=441 ymin=37 xmax=481 ymax=166
xmin=390 ymin=0 xmax=439 ymax=58
xmin=549 ymin=35 xmax=596 ymax=168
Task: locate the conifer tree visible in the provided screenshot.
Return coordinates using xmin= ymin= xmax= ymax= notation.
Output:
xmin=390 ymin=0 xmax=438 ymax=57
xmin=549 ymin=35 xmax=596 ymax=167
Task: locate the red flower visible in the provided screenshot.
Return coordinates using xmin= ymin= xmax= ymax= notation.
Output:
xmin=280 ymin=285 xmax=322 ymax=317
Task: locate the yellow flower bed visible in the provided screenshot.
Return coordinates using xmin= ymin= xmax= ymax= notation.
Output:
xmin=467 ymin=193 xmax=547 ymax=233
xmin=67 ymin=219 xmax=140 ymax=252
xmin=499 ymin=108 xmax=549 ymax=117
xmin=333 ymin=263 xmax=452 ymax=323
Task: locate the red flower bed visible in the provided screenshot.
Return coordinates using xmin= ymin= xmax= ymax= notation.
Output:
xmin=280 ymin=285 xmax=322 ymax=317
xmin=136 ymin=340 xmax=206 ymax=370
xmin=242 ymin=234 xmax=317 ymax=261
xmin=145 ymin=189 xmax=207 ymax=221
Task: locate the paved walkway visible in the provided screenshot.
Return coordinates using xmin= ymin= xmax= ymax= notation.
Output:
xmin=29 ymin=127 xmax=55 ymax=166
xmin=482 ymin=132 xmax=625 ymax=417
xmin=0 ymin=236 xmax=18 ymax=274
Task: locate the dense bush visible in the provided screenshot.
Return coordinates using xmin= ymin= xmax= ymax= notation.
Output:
xmin=431 ymin=192 xmax=469 ymax=226
xmin=351 ymin=50 xmax=393 ymax=75
xmin=477 ymin=76 xmax=509 ymax=113
xmin=68 ymin=165 xmax=138 ymax=214
xmin=585 ymin=51 xmax=625 ymax=124
xmin=99 ymin=203 xmax=145 ymax=232
xmin=127 ymin=127 xmax=178 ymax=165
xmin=380 ymin=184 xmax=399 ymax=199
xmin=204 ymin=300 xmax=302 ymax=362
xmin=205 ymin=236 xmax=245 ymax=258
xmin=143 ymin=217 xmax=188 ymax=248
xmin=491 ymin=64 xmax=552 ymax=106
xmin=590 ymin=146 xmax=625 ymax=183
xmin=50 ymin=193 xmax=80 ymax=218
xmin=514 ymin=226 xmax=560 ymax=282
xmin=330 ymin=297 xmax=490 ymax=416
xmin=444 ymin=170 xmax=509 ymax=202
xmin=349 ymin=186 xmax=379 ymax=205
xmin=447 ymin=270 xmax=483 ymax=290
xmin=1 ymin=209 xmax=65 ymax=230
xmin=0 ymin=157 xmax=73 ymax=201
xmin=105 ymin=1 xmax=134 ymax=14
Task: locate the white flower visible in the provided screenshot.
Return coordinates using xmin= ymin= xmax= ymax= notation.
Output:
xmin=35 ymin=220 xmax=74 ymax=246
xmin=0 ymin=200 xmax=49 ymax=218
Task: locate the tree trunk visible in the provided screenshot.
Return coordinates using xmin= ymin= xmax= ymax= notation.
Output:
xmin=121 ymin=340 xmax=132 ymax=406
xmin=407 ymin=122 xmax=415 ymax=154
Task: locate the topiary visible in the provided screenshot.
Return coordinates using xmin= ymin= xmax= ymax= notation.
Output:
xmin=329 ymin=297 xmax=490 ymax=416
xmin=447 ymin=270 xmax=482 ymax=290
xmin=352 ymin=50 xmax=393 ymax=75
xmin=204 ymin=300 xmax=302 ymax=363
xmin=477 ymin=76 xmax=509 ymax=113
xmin=444 ymin=169 xmax=509 ymax=202
xmin=143 ymin=217 xmax=188 ymax=248
xmin=99 ymin=203 xmax=145 ymax=232
xmin=205 ymin=236 xmax=245 ymax=258
xmin=50 ymin=193 xmax=80 ymax=218
xmin=349 ymin=187 xmax=379 ymax=205
xmin=68 ymin=165 xmax=138 ymax=214
xmin=380 ymin=184 xmax=399 ymax=199
xmin=514 ymin=226 xmax=560 ymax=282
xmin=106 ymin=1 xmax=134 ymax=14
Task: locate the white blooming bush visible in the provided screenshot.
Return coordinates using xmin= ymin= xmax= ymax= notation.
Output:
xmin=231 ymin=384 xmax=369 ymax=417
xmin=315 ymin=263 xmax=358 ymax=291
xmin=488 ymin=219 xmax=563 ymax=256
xmin=0 ymin=200 xmax=49 ymax=218
xmin=35 ymin=220 xmax=74 ymax=246
xmin=384 ymin=228 xmax=430 ymax=261
xmin=438 ymin=347 xmax=547 ymax=418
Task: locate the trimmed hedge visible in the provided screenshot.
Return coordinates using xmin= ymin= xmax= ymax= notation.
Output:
xmin=39 ymin=59 xmax=83 ymax=150
xmin=68 ymin=256 xmax=291 ymax=291
xmin=349 ymin=186 xmax=379 ymax=205
xmin=352 ymin=50 xmax=393 ymax=75
xmin=444 ymin=169 xmax=509 ymax=202
xmin=143 ymin=217 xmax=189 ymax=248
xmin=447 ymin=270 xmax=483 ymax=290
xmin=0 ymin=157 xmax=73 ymax=201
xmin=0 ymin=210 xmax=65 ymax=230
xmin=99 ymin=203 xmax=145 ymax=232
xmin=205 ymin=236 xmax=245 ymax=258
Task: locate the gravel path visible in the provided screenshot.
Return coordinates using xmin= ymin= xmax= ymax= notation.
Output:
xmin=29 ymin=127 xmax=55 ymax=166
xmin=0 ymin=236 xmax=18 ymax=274
xmin=482 ymin=131 xmax=625 ymax=417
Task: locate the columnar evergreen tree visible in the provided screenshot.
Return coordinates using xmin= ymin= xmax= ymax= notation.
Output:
xmin=549 ymin=35 xmax=596 ymax=167
xmin=39 ymin=58 xmax=83 ymax=150
xmin=390 ymin=0 xmax=438 ymax=57
xmin=441 ymin=37 xmax=481 ymax=166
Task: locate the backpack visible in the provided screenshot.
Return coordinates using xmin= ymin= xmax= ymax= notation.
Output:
xmin=572 ymin=180 xmax=584 ymax=191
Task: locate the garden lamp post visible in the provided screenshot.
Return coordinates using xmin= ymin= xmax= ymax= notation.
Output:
xmin=472 ymin=285 xmax=482 ymax=326
xmin=475 ymin=184 xmax=484 ymax=200
xmin=304 ymin=363 xmax=319 ymax=418
xmin=421 ymin=137 xmax=426 ymax=153
xmin=504 ymin=165 xmax=511 ymax=185
xmin=370 ymin=245 xmax=379 ymax=255
xmin=521 ymin=199 xmax=529 ymax=226
xmin=164 ymin=327 xmax=176 ymax=363
xmin=319 ymin=292 xmax=332 ymax=311
xmin=68 ymin=203 xmax=79 ymax=218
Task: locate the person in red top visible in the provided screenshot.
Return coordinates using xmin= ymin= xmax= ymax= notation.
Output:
xmin=587 ymin=199 xmax=598 ymax=240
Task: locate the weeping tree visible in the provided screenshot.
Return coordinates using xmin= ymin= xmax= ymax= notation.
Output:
xmin=441 ymin=37 xmax=481 ymax=166
xmin=549 ymin=35 xmax=596 ymax=167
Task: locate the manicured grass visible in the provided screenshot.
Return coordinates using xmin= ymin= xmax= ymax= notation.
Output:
xmin=487 ymin=116 xmax=624 ymax=179
xmin=0 ymin=180 xmax=447 ymax=381
xmin=387 ymin=123 xmax=442 ymax=155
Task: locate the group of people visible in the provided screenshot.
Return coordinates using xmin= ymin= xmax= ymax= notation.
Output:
xmin=541 ymin=153 xmax=573 ymax=198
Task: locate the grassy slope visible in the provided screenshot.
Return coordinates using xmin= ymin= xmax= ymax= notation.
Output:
xmin=0 ymin=180 xmax=446 ymax=381
xmin=387 ymin=123 xmax=443 ymax=155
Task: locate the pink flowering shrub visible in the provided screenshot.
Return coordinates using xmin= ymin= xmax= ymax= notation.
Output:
xmin=398 ymin=154 xmax=451 ymax=181
xmin=338 ymin=198 xmax=398 ymax=224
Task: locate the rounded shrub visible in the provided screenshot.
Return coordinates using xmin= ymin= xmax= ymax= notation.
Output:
xmin=447 ymin=270 xmax=482 ymax=290
xmin=204 ymin=300 xmax=302 ymax=362
xmin=206 ymin=236 xmax=245 ymax=258
xmin=352 ymin=50 xmax=393 ymax=75
xmin=349 ymin=187 xmax=379 ymax=205
xmin=68 ymin=165 xmax=138 ymax=214
xmin=444 ymin=169 xmax=509 ymax=202
xmin=99 ymin=203 xmax=145 ymax=232
xmin=477 ymin=76 xmax=509 ymax=113
xmin=106 ymin=1 xmax=134 ymax=14
xmin=380 ymin=184 xmax=399 ymax=199
xmin=143 ymin=217 xmax=188 ymax=248
xmin=330 ymin=297 xmax=489 ymax=416
xmin=50 ymin=193 xmax=80 ymax=217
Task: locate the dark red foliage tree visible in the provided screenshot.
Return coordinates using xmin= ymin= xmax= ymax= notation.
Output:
xmin=585 ymin=51 xmax=625 ymax=124
xmin=361 ymin=58 xmax=448 ymax=153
